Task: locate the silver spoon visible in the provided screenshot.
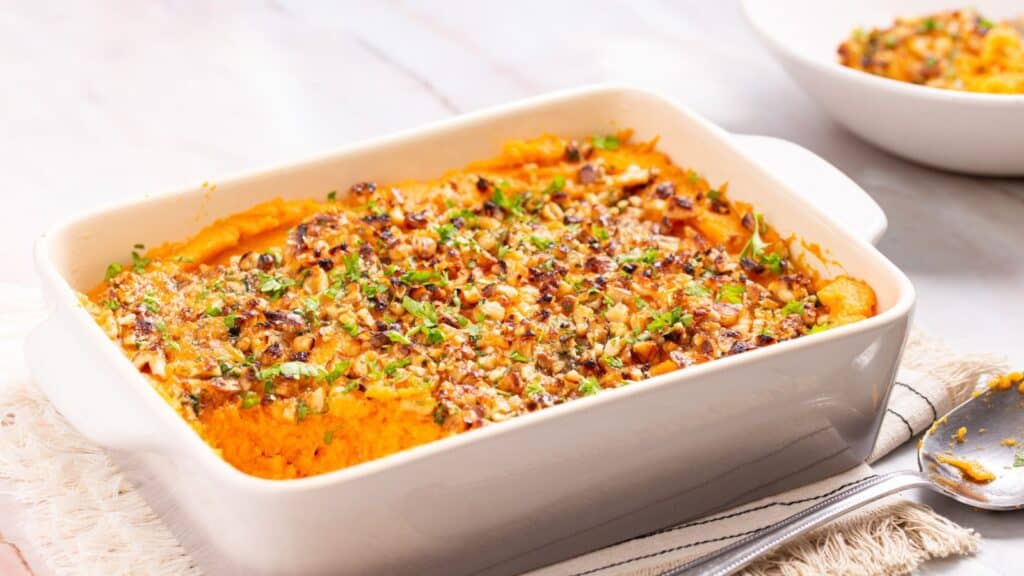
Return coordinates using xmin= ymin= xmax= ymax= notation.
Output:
xmin=662 ymin=382 xmax=1024 ymax=576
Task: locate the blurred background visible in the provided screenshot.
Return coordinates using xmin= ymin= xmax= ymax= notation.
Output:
xmin=1 ymin=0 xmax=1021 ymax=350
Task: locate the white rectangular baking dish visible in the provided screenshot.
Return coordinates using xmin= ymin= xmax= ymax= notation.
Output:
xmin=26 ymin=86 xmax=914 ymax=576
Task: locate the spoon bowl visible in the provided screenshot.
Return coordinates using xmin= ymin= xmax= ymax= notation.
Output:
xmin=919 ymin=383 xmax=1024 ymax=510
xmin=665 ymin=376 xmax=1024 ymax=576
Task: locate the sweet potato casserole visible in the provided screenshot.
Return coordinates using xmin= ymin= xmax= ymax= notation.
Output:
xmin=84 ymin=133 xmax=876 ymax=479
xmin=838 ymin=8 xmax=1024 ymax=94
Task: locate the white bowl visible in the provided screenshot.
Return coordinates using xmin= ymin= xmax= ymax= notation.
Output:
xmin=743 ymin=0 xmax=1024 ymax=176
xmin=27 ymin=86 xmax=912 ymax=576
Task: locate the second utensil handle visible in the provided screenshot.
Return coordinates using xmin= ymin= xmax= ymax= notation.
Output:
xmin=659 ymin=470 xmax=931 ymax=576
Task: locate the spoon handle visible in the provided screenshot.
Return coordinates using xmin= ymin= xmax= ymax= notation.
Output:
xmin=659 ymin=470 xmax=931 ymax=576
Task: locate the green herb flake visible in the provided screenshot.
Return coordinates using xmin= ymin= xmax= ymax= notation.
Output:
xmin=223 ymin=313 xmax=240 ymax=330
xmin=103 ymin=299 xmax=120 ymax=310
xmin=604 ymin=355 xmax=623 ymax=369
xmin=386 ymin=331 xmax=412 ymax=345
xmin=544 ymin=175 xmax=566 ymax=195
xmin=400 ymin=269 xmax=442 ymax=285
xmin=323 ymin=361 xmax=351 ymax=384
xmin=528 ymin=235 xmax=555 ymax=251
xmin=781 ymin=300 xmax=805 ymax=316
xmin=340 ymin=322 xmax=360 ymax=337
xmin=684 ymin=282 xmax=712 ymax=298
xmin=591 ymin=134 xmax=620 ymax=151
xmin=578 ymin=377 xmax=602 ymax=396
xmin=324 ymin=430 xmax=335 ymax=444
xmin=436 ymin=223 xmax=455 ymax=245
xmin=647 ymin=307 xmax=693 ymax=333
xmin=402 ymin=295 xmax=438 ymax=324
xmin=525 ymin=381 xmax=546 ymax=398
xmin=327 ymin=190 xmax=337 ymax=201
xmin=591 ymin=225 xmax=610 ymax=242
xmin=142 ymin=292 xmax=160 ymax=313
xmin=104 ymin=263 xmax=123 ymax=281
xmin=384 ymin=358 xmax=412 ymax=377
xmin=707 ymin=189 xmax=721 ymax=201
xmin=510 ymin=351 xmax=529 ymax=363
xmin=717 ymin=284 xmax=746 ymax=305
xmin=1013 ymin=452 xmax=1024 ymax=467
xmin=131 ymin=249 xmax=151 ymax=274
xmin=296 ymin=399 xmax=310 ymax=421
xmin=808 ymin=324 xmax=829 ymax=335
xmin=240 ymin=391 xmax=260 ymax=409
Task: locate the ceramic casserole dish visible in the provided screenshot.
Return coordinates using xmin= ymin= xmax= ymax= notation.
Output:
xmin=27 ymin=86 xmax=914 ymax=576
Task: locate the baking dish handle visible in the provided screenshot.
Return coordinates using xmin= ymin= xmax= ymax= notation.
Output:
xmin=731 ymin=134 xmax=887 ymax=245
xmin=24 ymin=311 xmax=161 ymax=452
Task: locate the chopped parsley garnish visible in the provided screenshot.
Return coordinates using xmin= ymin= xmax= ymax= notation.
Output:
xmin=781 ymin=300 xmax=804 ymax=315
xmin=400 ymin=269 xmax=442 ymax=285
xmin=386 ymin=331 xmax=412 ymax=345
xmin=578 ymin=377 xmax=602 ymax=396
xmin=684 ymin=282 xmax=712 ymax=297
xmin=435 ymin=223 xmax=455 ymax=244
xmin=340 ymin=322 xmax=360 ymax=336
xmin=603 ymin=355 xmax=623 ymax=369
xmin=1014 ymin=452 xmax=1024 ymax=468
xmin=528 ymin=235 xmax=555 ymax=251
xmin=544 ymin=175 xmax=566 ymax=194
xmin=591 ymin=134 xmax=620 ymax=151
xmin=618 ymin=248 xmax=659 ymax=266
xmin=403 ymin=295 xmax=438 ymax=324
xmin=342 ymin=253 xmax=361 ymax=283
xmin=240 ymin=391 xmax=260 ymax=409
xmin=717 ymin=284 xmax=746 ymax=304
xmin=525 ymin=381 xmax=546 ymax=398
xmin=591 ymin=225 xmax=610 ymax=241
xmin=323 ymin=361 xmax=351 ymax=384
xmin=131 ymin=246 xmax=151 ymax=273
xmin=647 ymin=307 xmax=693 ymax=333
xmin=509 ymin=351 xmax=529 ymax=363
xmin=205 ymin=304 xmax=222 ymax=317
xmin=258 ymin=272 xmax=294 ymax=300
xmin=296 ymin=399 xmax=310 ymax=421
xmin=141 ymin=292 xmax=160 ymax=313
xmin=327 ymin=190 xmax=337 ymax=201
xmin=432 ymin=404 xmax=448 ymax=425
xmin=104 ymin=263 xmax=122 ymax=281
xmin=808 ymin=324 xmax=829 ymax=335
xmin=738 ymin=212 xmax=785 ymax=274
xmin=492 ymin=183 xmax=529 ymax=215
xmin=978 ymin=18 xmax=995 ymax=30
xmin=919 ymin=18 xmax=939 ymax=33
xmin=384 ymin=358 xmax=411 ymax=377
xmin=259 ymin=362 xmax=326 ymax=380
xmin=707 ymin=189 xmax=721 ymax=201
xmin=223 ymin=313 xmax=240 ymax=331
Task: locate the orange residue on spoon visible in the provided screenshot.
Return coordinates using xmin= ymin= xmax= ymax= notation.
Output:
xmin=935 ymin=453 xmax=997 ymax=484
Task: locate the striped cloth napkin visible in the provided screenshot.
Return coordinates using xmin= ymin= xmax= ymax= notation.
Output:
xmin=529 ymin=332 xmax=1004 ymax=576
xmin=0 ymin=283 xmax=1003 ymax=576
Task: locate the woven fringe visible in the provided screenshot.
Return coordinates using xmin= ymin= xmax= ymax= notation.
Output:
xmin=738 ymin=502 xmax=980 ymax=576
xmin=0 ymin=381 xmax=199 ymax=576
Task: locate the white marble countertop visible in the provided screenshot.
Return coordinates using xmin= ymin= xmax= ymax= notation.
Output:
xmin=1 ymin=1 xmax=1021 ymax=574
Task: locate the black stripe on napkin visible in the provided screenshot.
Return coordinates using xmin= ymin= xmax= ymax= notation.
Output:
xmin=895 ymin=380 xmax=938 ymax=421
xmin=886 ymin=408 xmax=914 ymax=441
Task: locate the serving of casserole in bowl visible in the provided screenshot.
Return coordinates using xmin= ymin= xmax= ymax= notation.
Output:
xmin=743 ymin=0 xmax=1024 ymax=175
xmin=27 ymin=86 xmax=913 ymax=575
